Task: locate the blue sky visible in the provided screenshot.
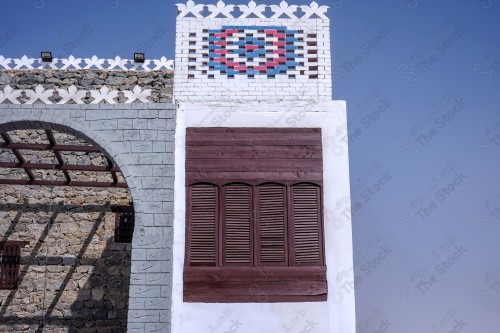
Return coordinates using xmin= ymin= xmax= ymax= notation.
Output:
xmin=1 ymin=0 xmax=500 ymax=331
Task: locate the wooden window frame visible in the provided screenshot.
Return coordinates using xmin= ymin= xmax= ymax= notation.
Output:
xmin=0 ymin=241 xmax=28 ymax=290
xmin=184 ymin=128 xmax=327 ymax=303
xmin=114 ymin=211 xmax=135 ymax=243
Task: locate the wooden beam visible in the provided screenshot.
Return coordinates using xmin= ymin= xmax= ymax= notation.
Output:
xmin=0 ymin=142 xmax=99 ymax=152
xmin=0 ymin=179 xmax=128 ymax=188
xmin=45 ymin=129 xmax=71 ymax=183
xmin=0 ymin=130 xmax=127 ymax=188
xmin=106 ymin=156 xmax=119 ymax=185
xmin=1 ymin=133 xmax=35 ymax=181
xmin=184 ymin=266 xmax=327 ymax=282
xmin=184 ymin=294 xmax=327 ymax=303
xmin=0 ymin=162 xmax=120 ymax=172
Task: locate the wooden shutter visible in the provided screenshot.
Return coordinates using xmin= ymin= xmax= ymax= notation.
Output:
xmin=185 ymin=128 xmax=327 ymax=302
xmin=222 ymin=183 xmax=252 ymax=265
xmin=291 ymin=183 xmax=323 ymax=265
xmin=0 ymin=243 xmax=21 ymax=289
xmin=186 ymin=128 xmax=323 ymax=183
xmin=187 ymin=184 xmax=218 ymax=266
xmin=257 ymin=183 xmax=287 ymax=265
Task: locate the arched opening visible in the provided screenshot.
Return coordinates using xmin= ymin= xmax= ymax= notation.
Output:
xmin=0 ymin=125 xmax=133 ymax=332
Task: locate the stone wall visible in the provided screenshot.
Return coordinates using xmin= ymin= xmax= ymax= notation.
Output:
xmin=0 ymin=103 xmax=177 ymax=333
xmin=0 ymin=129 xmax=133 ymax=333
xmin=0 ymin=69 xmax=173 ymax=104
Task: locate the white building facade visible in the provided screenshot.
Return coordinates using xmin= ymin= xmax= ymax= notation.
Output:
xmin=172 ymin=2 xmax=355 ymax=333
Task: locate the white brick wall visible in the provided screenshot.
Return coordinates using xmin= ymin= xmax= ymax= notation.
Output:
xmin=174 ymin=17 xmax=332 ymax=102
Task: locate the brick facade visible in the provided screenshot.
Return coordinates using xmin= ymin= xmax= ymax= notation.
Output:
xmin=174 ymin=17 xmax=332 ymax=102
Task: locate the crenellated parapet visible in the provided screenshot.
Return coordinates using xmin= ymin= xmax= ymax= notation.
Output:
xmin=176 ymin=0 xmax=329 ymax=20
xmin=0 ymin=55 xmax=174 ymax=71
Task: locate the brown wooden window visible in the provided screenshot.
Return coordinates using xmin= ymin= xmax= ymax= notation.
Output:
xmin=184 ymin=128 xmax=327 ymax=302
xmin=114 ymin=212 xmax=135 ymax=243
xmin=0 ymin=242 xmax=27 ymax=289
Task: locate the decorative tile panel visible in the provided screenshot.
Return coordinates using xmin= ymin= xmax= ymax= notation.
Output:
xmin=175 ymin=1 xmax=331 ymax=102
xmin=194 ymin=25 xmax=319 ymax=79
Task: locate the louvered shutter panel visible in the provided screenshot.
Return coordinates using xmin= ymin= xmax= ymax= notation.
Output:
xmin=185 ymin=128 xmax=327 ymax=302
xmin=291 ymin=183 xmax=323 ymax=265
xmin=258 ymin=183 xmax=287 ymax=265
xmin=0 ymin=244 xmax=21 ymax=289
xmin=223 ymin=184 xmax=252 ymax=265
xmin=188 ymin=184 xmax=218 ymax=266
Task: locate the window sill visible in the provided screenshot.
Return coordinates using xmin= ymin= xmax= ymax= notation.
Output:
xmin=183 ymin=266 xmax=327 ymax=303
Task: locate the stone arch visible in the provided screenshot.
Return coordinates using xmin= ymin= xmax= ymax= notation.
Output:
xmin=0 ymin=118 xmax=138 ymax=198
xmin=0 ymin=103 xmax=176 ymax=332
xmin=0 ymin=118 xmax=138 ymax=214
xmin=0 ymin=122 xmax=134 ymax=332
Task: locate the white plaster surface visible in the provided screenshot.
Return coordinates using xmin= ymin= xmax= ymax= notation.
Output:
xmin=172 ymin=101 xmax=355 ymax=333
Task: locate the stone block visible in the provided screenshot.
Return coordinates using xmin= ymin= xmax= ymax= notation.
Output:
xmin=131 ymin=261 xmax=163 ymax=274
xmin=146 ymin=322 xmax=170 ymax=333
xmin=128 ymin=310 xmax=160 ymax=323
xmin=145 ymin=273 xmax=171 ymax=286
xmin=146 ymin=248 xmax=170 ymax=261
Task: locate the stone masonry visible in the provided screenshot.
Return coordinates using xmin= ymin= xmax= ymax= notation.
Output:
xmin=0 ymin=181 xmax=132 ymax=333
xmin=0 ymin=70 xmax=173 ymax=104
xmin=0 ymin=103 xmax=176 ymax=332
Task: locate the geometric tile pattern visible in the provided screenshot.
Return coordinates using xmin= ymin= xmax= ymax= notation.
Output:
xmin=188 ymin=25 xmax=319 ymax=79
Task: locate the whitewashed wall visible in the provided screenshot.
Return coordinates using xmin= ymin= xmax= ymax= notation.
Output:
xmin=174 ymin=16 xmax=332 ymax=102
xmin=171 ymin=101 xmax=355 ymax=333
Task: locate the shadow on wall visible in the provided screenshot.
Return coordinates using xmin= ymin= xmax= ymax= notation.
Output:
xmin=0 ymin=203 xmax=132 ymax=333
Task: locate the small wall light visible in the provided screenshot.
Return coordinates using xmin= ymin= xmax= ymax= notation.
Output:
xmin=134 ymin=53 xmax=145 ymax=63
xmin=40 ymin=51 xmax=53 ymax=62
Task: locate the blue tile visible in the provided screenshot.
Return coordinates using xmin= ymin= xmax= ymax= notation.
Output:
xmin=247 ymin=69 xmax=260 ymax=75
xmin=233 ymin=49 xmax=247 ymax=54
